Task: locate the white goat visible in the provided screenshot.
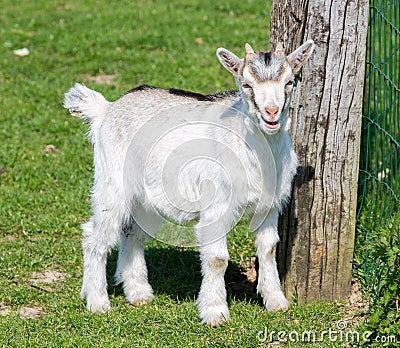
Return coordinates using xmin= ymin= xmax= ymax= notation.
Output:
xmin=64 ymin=40 xmax=314 ymax=326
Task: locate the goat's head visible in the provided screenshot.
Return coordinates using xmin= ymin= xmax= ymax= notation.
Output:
xmin=217 ymin=40 xmax=314 ymax=134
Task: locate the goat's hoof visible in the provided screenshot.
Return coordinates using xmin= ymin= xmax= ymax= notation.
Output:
xmin=86 ymin=297 xmax=111 ymax=313
xmin=208 ymin=317 xmax=228 ymax=327
xmin=200 ymin=305 xmax=230 ymax=327
xmin=126 ymin=292 xmax=154 ymax=307
xmin=124 ymin=283 xmax=154 ymax=307
xmin=269 ymin=302 xmax=290 ymax=311
xmin=264 ymin=292 xmax=290 ymax=311
xmin=131 ymin=299 xmax=153 ymax=307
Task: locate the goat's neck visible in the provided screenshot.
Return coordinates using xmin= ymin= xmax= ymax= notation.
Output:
xmin=234 ymin=94 xmax=257 ymax=125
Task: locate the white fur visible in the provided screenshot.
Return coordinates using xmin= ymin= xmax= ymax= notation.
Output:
xmin=63 ymin=83 xmax=109 ymax=121
xmin=64 ymin=40 xmax=314 ymax=325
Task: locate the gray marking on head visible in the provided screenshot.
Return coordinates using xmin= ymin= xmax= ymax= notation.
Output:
xmin=247 ymin=52 xmax=286 ymax=81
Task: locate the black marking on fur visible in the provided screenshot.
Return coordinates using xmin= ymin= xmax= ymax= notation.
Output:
xmin=262 ymin=51 xmax=272 ymax=65
xmin=168 ymin=88 xmax=210 ymax=101
xmin=125 ymin=84 xmax=157 ymax=95
xmin=169 ymin=88 xmax=239 ymax=102
xmin=124 ymin=84 xmax=239 ymax=102
xmin=206 ymin=90 xmax=239 ymax=100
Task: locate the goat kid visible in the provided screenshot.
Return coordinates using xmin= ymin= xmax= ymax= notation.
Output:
xmin=64 ymin=40 xmax=314 ymax=326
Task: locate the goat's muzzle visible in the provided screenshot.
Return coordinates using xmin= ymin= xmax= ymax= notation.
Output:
xmin=261 ymin=106 xmax=281 ymax=129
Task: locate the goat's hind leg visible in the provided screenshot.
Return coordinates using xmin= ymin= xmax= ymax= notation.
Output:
xmin=81 ymin=210 xmax=121 ymax=313
xmin=115 ymin=220 xmax=154 ymax=306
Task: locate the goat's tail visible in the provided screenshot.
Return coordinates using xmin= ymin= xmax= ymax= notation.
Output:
xmin=64 ymin=83 xmax=109 ymax=122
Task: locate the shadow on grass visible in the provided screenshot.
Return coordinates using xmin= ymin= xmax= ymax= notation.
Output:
xmin=106 ymin=246 xmax=260 ymax=305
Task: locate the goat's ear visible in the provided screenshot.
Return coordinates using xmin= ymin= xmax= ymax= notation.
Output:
xmin=287 ymin=39 xmax=315 ymax=73
xmin=245 ymin=43 xmax=255 ymax=55
xmin=216 ymin=48 xmax=243 ymax=76
xmin=275 ymin=42 xmax=285 ymax=55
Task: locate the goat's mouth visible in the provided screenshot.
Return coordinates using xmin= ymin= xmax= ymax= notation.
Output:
xmin=260 ymin=115 xmax=280 ymax=130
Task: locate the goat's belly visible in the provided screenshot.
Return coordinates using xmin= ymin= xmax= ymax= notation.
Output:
xmin=142 ymin=160 xmax=239 ymax=221
xmin=139 ymin=164 xmax=283 ymax=226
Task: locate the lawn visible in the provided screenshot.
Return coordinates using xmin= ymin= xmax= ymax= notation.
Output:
xmin=0 ymin=0 xmax=383 ymax=347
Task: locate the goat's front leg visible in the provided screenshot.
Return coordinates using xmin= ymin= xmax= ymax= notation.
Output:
xmin=195 ymin=220 xmax=230 ymax=326
xmin=255 ymin=209 xmax=289 ymax=311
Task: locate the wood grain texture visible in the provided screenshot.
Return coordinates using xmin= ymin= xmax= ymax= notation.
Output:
xmin=270 ymin=0 xmax=369 ymax=302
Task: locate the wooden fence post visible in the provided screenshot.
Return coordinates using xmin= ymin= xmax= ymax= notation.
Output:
xmin=270 ymin=0 xmax=369 ymax=302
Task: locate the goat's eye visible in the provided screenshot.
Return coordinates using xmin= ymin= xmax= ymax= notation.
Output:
xmin=242 ymin=83 xmax=252 ymax=89
xmin=286 ymin=80 xmax=294 ymax=86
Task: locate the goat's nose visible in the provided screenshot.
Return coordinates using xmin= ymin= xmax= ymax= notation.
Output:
xmin=264 ymin=106 xmax=280 ymax=119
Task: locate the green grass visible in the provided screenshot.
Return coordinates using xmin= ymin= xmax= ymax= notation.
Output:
xmin=0 ymin=0 xmax=377 ymax=347
xmin=354 ymin=209 xmax=400 ymax=346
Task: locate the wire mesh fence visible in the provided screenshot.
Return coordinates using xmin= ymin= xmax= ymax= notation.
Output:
xmin=357 ymin=0 xmax=399 ymax=297
xmin=358 ymin=0 xmax=399 ymax=230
